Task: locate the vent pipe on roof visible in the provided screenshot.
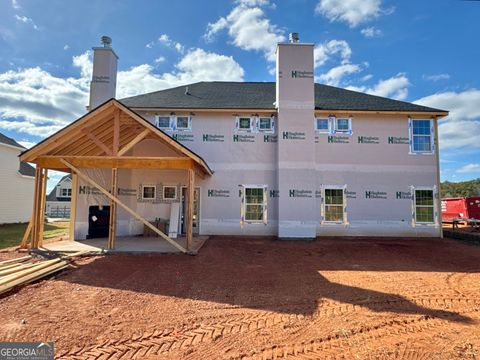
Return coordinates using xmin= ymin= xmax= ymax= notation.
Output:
xmin=289 ymin=32 xmax=299 ymax=43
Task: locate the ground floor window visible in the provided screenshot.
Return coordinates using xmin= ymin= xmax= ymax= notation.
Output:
xmin=241 ymin=186 xmax=267 ymax=224
xmin=141 ymin=185 xmax=156 ymax=200
xmin=162 ymin=185 xmax=177 ymax=200
xmin=414 ymin=188 xmax=435 ymax=223
xmin=322 ymin=187 xmax=347 ymax=223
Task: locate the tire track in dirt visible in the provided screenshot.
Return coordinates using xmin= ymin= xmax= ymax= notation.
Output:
xmin=230 ymin=308 xmax=480 ymax=360
xmin=58 ymin=296 xmax=480 ymax=359
xmin=447 ymin=272 xmax=480 ymax=298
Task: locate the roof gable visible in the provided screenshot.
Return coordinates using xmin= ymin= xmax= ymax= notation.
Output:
xmin=0 ymin=132 xmax=25 ymax=149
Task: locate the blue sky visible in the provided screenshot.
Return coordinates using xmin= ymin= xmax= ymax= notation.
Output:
xmin=0 ymin=0 xmax=479 ymax=189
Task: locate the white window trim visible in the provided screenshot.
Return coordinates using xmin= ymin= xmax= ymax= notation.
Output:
xmin=258 ymin=116 xmax=275 ymax=133
xmin=408 ymin=118 xmax=435 ymax=155
xmin=155 ymin=115 xmax=193 ymax=132
xmin=411 ymin=185 xmax=437 ymax=226
xmin=235 ymin=116 xmax=256 ymax=133
xmin=240 ymin=184 xmax=268 ymax=225
xmin=141 ymin=184 xmax=157 ymax=200
xmin=176 ymin=115 xmax=192 ymax=132
xmin=162 ymin=185 xmax=178 ymax=201
xmin=321 ymin=185 xmax=348 ymax=225
xmin=155 ymin=115 xmax=173 ymax=131
xmin=333 ymin=117 xmax=353 ymax=135
xmin=314 ymin=117 xmax=332 ymax=134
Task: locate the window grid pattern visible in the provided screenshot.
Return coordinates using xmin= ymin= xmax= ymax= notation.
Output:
xmin=324 ymin=189 xmax=344 ymax=222
xmin=142 ymin=186 xmax=156 ymax=200
xmin=412 ymin=120 xmax=432 ymax=152
xmin=415 ymin=189 xmax=434 ymax=223
xmin=245 ymin=188 xmax=266 ymax=222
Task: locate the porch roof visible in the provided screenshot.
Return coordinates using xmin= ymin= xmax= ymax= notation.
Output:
xmin=19 ymin=99 xmax=213 ymax=177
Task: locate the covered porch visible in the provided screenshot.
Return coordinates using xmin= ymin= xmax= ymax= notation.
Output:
xmin=19 ymin=99 xmax=213 ymax=255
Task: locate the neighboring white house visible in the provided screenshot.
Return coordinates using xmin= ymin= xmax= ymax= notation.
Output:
xmin=46 ymin=174 xmax=72 ymax=218
xmin=0 ymin=133 xmax=35 ymax=224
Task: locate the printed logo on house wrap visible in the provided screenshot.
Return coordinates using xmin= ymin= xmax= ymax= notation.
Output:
xmin=0 ymin=342 xmax=54 ymax=360
xmin=207 ymin=189 xmax=230 ymax=197
xmin=202 ymin=134 xmax=224 ymax=142
xmin=289 ymin=189 xmax=313 ymax=198
xmin=233 ymin=134 xmax=255 ymax=143
xmin=365 ymin=191 xmax=388 ymax=199
xmin=358 ymin=136 xmax=380 ymax=144
xmin=328 ymin=136 xmax=350 ymax=144
xmin=388 ymin=136 xmax=409 ymax=144
xmin=396 ymin=191 xmax=412 ymax=199
xmin=264 ymin=135 xmax=277 ymax=143
xmin=118 ymin=188 xmax=137 ymax=196
xmin=282 ymin=131 xmax=306 ymax=140
xmin=172 ymin=134 xmax=194 ymax=142
xmin=291 ymin=70 xmax=314 ymax=78
xmin=78 ymin=186 xmax=102 ymax=195
xmin=346 ymin=191 xmax=357 ymax=199
xmin=269 ymin=190 xmax=279 ymax=198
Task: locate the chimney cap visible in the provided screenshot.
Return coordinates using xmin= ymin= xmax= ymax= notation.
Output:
xmin=101 ymin=36 xmax=112 ymax=48
xmin=289 ymin=32 xmax=299 ymax=43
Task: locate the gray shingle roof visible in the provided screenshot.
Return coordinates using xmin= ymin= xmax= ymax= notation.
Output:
xmin=0 ymin=132 xmax=25 ymax=149
xmin=19 ymin=162 xmax=35 ymax=177
xmin=120 ymin=81 xmax=446 ymax=113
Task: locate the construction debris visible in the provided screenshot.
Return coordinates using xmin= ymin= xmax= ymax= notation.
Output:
xmin=0 ymin=251 xmax=88 ymax=296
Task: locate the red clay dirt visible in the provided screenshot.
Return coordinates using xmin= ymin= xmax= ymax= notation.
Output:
xmin=1 ymin=236 xmax=480 ymax=359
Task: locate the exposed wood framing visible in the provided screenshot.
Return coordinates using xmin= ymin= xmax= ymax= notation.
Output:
xmin=36 ymin=156 xmax=193 ymax=170
xmin=30 ymin=167 xmax=42 ymax=248
xmin=186 ymin=169 xmax=195 ymax=251
xmin=83 ymin=130 xmax=113 ymax=155
xmin=108 ymin=168 xmax=118 ymax=249
xmin=69 ymin=173 xmax=78 ymax=241
xmin=118 ymin=129 xmax=150 ymax=156
xmin=61 ymin=159 xmax=187 ymax=253
xmin=19 ymin=219 xmax=32 ymax=249
xmin=434 ymin=116 xmax=443 ymax=238
xmin=113 ymin=108 xmax=120 ymax=155
xmin=37 ymin=168 xmax=48 ymax=247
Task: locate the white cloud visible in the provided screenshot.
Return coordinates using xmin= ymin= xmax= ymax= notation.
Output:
xmin=361 ymin=26 xmax=382 ymax=38
xmin=18 ymin=140 xmax=36 ymax=148
xmin=318 ymin=64 xmax=363 ymax=86
xmin=314 ymin=40 xmax=352 ymax=68
xmin=457 ymin=164 xmax=480 ymax=173
xmin=315 ymin=0 xmax=392 ymax=27
xmin=147 ymin=34 xmax=184 ymax=53
xmin=346 ymin=73 xmax=410 ymax=100
xmin=155 ymin=56 xmax=166 ymax=64
xmin=0 ymin=48 xmax=244 ymax=137
xmin=415 ymin=89 xmax=480 ymax=150
xmin=204 ymin=0 xmax=285 ymax=62
xmin=63 ymin=44 xmax=70 ymax=51
xmin=422 ymin=73 xmax=450 ymax=82
xmin=14 ymin=14 xmax=39 ymax=30
xmin=11 ymin=0 xmax=20 ymax=9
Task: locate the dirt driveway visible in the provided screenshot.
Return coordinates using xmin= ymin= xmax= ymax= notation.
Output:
xmin=1 ymin=236 xmax=479 ymax=359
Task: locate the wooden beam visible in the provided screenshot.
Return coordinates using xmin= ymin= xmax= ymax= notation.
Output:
xmin=83 ymin=130 xmax=113 ymax=155
xmin=186 ymin=169 xmax=195 ymax=251
xmin=30 ymin=166 xmax=42 ymax=248
xmin=113 ymin=108 xmax=120 ymax=155
xmin=69 ymin=173 xmax=78 ymax=241
xmin=19 ymin=219 xmax=32 ymax=249
xmin=108 ymin=168 xmax=118 ymax=249
xmin=37 ymin=168 xmax=48 ymax=247
xmin=60 ymin=159 xmax=187 ymax=253
xmin=118 ymin=129 xmax=150 ymax=156
xmin=36 ymin=156 xmax=193 ymax=170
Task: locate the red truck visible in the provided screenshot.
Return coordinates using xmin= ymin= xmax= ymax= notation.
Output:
xmin=441 ymin=197 xmax=480 ymax=221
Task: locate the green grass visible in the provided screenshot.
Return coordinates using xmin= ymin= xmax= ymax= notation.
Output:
xmin=0 ymin=221 xmax=69 ymax=249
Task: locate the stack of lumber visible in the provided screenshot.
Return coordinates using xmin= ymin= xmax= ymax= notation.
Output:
xmin=0 ymin=252 xmax=85 ymax=295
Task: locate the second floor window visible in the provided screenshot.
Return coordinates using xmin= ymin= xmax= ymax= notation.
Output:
xmin=410 ymin=119 xmax=434 ymax=154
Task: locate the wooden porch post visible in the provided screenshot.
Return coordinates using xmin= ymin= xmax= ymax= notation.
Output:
xmin=69 ymin=173 xmax=78 ymax=241
xmin=37 ymin=168 xmax=48 ymax=247
xmin=186 ymin=168 xmax=195 ymax=251
xmin=31 ymin=166 xmax=42 ymax=248
xmin=108 ymin=168 xmax=118 ymax=249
